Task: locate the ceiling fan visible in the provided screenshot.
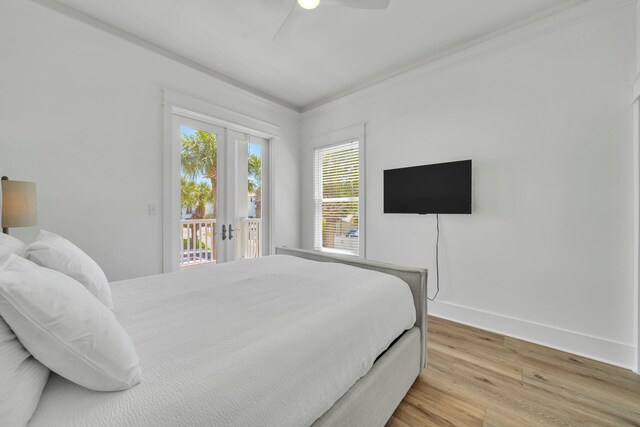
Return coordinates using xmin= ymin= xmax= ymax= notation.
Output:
xmin=296 ymin=0 xmax=391 ymax=10
xmin=273 ymin=0 xmax=392 ymax=42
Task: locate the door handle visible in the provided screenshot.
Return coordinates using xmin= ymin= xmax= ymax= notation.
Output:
xmin=221 ymin=224 xmax=227 ymax=241
xmin=229 ymin=224 xmax=234 ymax=240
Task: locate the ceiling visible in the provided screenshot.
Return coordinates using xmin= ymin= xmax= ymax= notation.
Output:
xmin=51 ymin=0 xmax=585 ymax=111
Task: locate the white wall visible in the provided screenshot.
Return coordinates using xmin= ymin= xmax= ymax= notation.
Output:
xmin=301 ymin=3 xmax=637 ymax=367
xmin=0 ymin=0 xmax=300 ymax=281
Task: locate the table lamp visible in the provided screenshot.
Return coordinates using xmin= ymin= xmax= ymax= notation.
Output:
xmin=1 ymin=176 xmax=37 ymax=234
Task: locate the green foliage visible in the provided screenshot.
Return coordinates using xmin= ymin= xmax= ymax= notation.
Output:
xmin=182 ymin=238 xmax=210 ymax=250
xmin=181 ymin=177 xmax=195 ymax=209
xmin=248 ymin=153 xmax=262 ymax=194
xmin=181 ymin=130 xmax=217 ymax=216
xmin=181 ymin=130 xmax=217 ymax=182
xmin=181 ymin=130 xmax=265 ymax=219
xmin=181 ymin=177 xmax=212 ymax=218
xmin=248 ymin=152 xmax=262 ymax=218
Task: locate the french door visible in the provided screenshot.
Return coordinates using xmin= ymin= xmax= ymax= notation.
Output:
xmin=169 ymin=114 xmax=269 ymax=270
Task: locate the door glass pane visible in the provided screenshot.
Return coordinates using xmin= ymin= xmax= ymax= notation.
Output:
xmin=180 ymin=125 xmax=218 ymax=268
xmin=248 ymin=142 xmax=262 ymax=220
xmin=242 ymin=141 xmax=263 ymax=259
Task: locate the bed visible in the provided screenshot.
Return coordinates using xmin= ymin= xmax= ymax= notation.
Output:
xmin=28 ymin=248 xmax=427 ymax=427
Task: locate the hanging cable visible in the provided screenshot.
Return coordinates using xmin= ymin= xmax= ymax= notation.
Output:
xmin=427 ymin=214 xmax=440 ymax=301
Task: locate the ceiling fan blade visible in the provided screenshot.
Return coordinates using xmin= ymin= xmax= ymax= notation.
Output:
xmin=272 ymin=2 xmax=301 ymax=44
xmin=326 ymin=0 xmax=391 ymax=10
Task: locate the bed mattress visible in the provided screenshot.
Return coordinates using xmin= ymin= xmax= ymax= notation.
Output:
xmin=29 ymin=255 xmax=416 ymax=427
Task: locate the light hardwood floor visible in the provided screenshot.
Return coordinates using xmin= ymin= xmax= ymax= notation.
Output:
xmin=387 ymin=316 xmax=640 ymax=426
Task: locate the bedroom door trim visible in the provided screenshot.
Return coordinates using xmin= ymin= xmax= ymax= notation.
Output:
xmin=162 ymin=90 xmax=277 ymax=272
xmin=634 ymin=91 xmax=640 ymax=374
xmin=633 ymin=34 xmax=640 ymax=373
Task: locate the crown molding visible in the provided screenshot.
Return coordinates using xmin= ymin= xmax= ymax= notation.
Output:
xmin=30 ymin=0 xmax=635 ymax=115
xmin=30 ymin=0 xmax=302 ymax=113
xmin=302 ymin=0 xmax=635 ymax=114
xmin=164 ymin=89 xmax=281 ymax=139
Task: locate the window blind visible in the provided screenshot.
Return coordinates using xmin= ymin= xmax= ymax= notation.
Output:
xmin=314 ymin=140 xmax=360 ymax=256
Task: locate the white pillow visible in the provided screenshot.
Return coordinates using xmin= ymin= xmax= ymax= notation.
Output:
xmin=0 ymin=233 xmax=26 ymax=258
xmin=25 ymin=230 xmax=113 ymax=308
xmin=0 ymin=254 xmax=141 ymax=392
xmin=0 ymin=316 xmax=50 ymax=426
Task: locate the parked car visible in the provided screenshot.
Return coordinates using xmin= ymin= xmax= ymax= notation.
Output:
xmin=345 ymin=229 xmax=358 ymax=238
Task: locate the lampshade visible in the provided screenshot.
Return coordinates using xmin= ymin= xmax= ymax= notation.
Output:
xmin=1 ymin=179 xmax=37 ymax=229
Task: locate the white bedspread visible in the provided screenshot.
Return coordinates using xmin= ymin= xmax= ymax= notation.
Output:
xmin=29 ymin=255 xmax=416 ymax=427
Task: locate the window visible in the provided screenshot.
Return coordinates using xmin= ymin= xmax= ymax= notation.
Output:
xmin=314 ymin=140 xmax=363 ymax=257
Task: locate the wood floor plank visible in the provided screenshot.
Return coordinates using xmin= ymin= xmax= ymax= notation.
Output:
xmin=428 ymin=319 xmax=512 ymax=359
xmin=522 ymin=364 xmax=640 ymax=425
xmin=429 ymin=337 xmax=522 ymax=380
xmin=505 ymin=336 xmax=640 ymax=391
xmin=429 ymin=317 xmax=506 ymax=344
xmin=385 ymin=415 xmax=411 ymax=427
xmin=401 ymin=394 xmax=466 ymax=427
xmin=428 ymin=324 xmax=511 ymax=357
xmin=408 ymin=380 xmax=485 ymax=426
xmin=393 ymin=400 xmax=448 ymax=427
xmin=482 ymin=408 xmax=542 ymax=427
xmin=428 ymin=360 xmax=580 ymax=426
xmin=451 ymin=358 xmax=637 ymax=426
xmin=388 ymin=316 xmax=640 ymax=427
xmin=426 ymin=347 xmax=455 ymax=372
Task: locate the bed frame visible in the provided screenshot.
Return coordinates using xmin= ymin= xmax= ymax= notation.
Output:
xmin=275 ymin=247 xmax=427 ymax=427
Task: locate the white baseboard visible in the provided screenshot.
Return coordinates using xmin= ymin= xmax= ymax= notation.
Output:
xmin=429 ymin=300 xmax=636 ymax=371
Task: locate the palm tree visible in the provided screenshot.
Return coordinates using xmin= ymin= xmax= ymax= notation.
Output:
xmin=181 ymin=177 xmax=197 ymax=213
xmin=192 ymin=182 xmax=213 ymax=219
xmin=181 ymin=130 xmax=217 ymax=217
xmin=248 ymin=153 xmax=262 ymax=218
xmin=181 ymin=178 xmax=212 ymax=218
xmin=181 ymin=177 xmax=214 ymax=254
xmin=182 ymin=131 xmax=263 ymax=219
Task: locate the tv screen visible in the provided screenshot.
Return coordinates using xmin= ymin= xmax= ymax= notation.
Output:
xmin=384 ymin=160 xmax=472 ymax=214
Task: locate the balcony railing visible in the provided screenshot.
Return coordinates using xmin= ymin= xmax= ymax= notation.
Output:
xmin=241 ymin=218 xmax=262 ymax=259
xmin=180 ymin=218 xmax=262 ymax=268
xmin=181 ymin=219 xmax=216 ymax=267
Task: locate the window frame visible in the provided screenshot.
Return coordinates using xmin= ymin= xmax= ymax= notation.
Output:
xmin=312 ymin=125 xmax=366 ymax=259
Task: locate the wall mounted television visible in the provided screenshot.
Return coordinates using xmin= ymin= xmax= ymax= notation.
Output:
xmin=384 ymin=160 xmax=472 ymax=214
